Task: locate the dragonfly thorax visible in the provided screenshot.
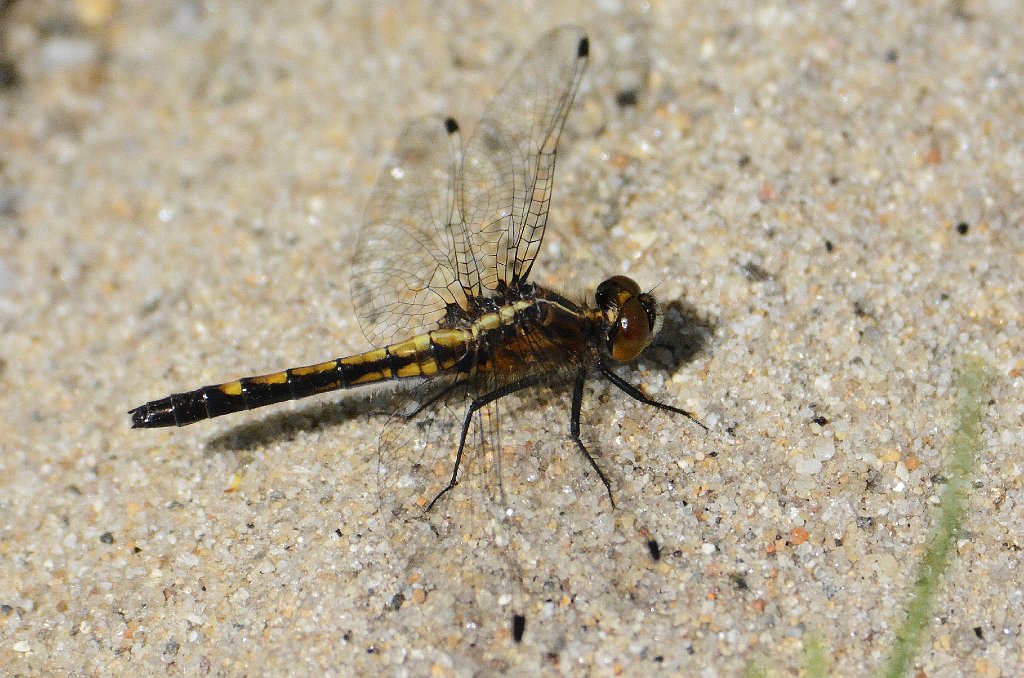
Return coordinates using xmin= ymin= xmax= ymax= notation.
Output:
xmin=594 ymin=275 xmax=660 ymax=363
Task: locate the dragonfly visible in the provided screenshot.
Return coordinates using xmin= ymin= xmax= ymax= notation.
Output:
xmin=130 ymin=25 xmax=706 ymax=641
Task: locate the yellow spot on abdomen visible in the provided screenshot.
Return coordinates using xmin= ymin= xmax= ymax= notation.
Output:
xmin=249 ymin=371 xmax=288 ymax=385
xmin=220 ymin=381 xmax=242 ymax=396
xmin=290 ymin=360 xmax=338 ymax=376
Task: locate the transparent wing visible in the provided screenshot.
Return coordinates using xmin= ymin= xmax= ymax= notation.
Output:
xmin=460 ymin=25 xmax=589 ymax=293
xmin=351 ymin=27 xmax=588 ymax=346
xmin=351 ymin=118 xmax=476 ymax=347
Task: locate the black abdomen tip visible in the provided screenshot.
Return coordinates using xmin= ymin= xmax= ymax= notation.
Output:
xmin=444 ymin=117 xmax=459 ymax=134
xmin=128 ymin=406 xmax=147 ymax=428
xmin=129 ymin=403 xmax=176 ymax=428
xmin=578 ymin=36 xmax=589 ymax=58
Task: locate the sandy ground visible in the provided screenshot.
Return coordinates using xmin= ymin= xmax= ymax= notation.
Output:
xmin=1 ymin=1 xmax=1022 ymax=675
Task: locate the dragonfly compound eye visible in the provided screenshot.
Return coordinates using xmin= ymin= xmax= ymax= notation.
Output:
xmin=596 ymin=276 xmax=656 ymax=362
xmin=607 ymin=295 xmax=653 ymax=362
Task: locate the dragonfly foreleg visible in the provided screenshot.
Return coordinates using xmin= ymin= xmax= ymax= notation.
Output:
xmin=598 ymin=361 xmax=708 ymax=432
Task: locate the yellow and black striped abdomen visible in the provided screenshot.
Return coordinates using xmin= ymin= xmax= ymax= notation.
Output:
xmin=129 ymin=328 xmax=472 ymax=428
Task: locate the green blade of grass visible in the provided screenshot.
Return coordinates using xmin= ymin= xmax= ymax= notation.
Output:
xmin=881 ymin=355 xmax=991 ymax=678
xmin=804 ymin=631 xmax=831 ymax=678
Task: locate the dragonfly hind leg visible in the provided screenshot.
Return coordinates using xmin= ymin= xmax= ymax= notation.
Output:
xmin=426 ymin=375 xmax=543 ymax=511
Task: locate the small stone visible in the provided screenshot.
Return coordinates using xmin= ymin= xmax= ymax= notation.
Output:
xmin=795 ymin=457 xmax=822 ymax=475
xmin=790 ymin=527 xmax=809 ymax=545
xmin=813 ymin=438 xmax=836 ymax=461
xmin=41 ymin=38 xmax=99 ymax=73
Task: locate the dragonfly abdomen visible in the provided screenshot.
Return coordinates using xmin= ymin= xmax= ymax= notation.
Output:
xmin=129 ymin=329 xmax=473 ymax=428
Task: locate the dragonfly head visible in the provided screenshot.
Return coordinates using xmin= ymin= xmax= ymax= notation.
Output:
xmin=595 ymin=275 xmax=661 ymax=362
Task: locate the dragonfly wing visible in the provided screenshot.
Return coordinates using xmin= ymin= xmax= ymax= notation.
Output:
xmin=351 ymin=117 xmax=473 ymax=347
xmin=459 ymin=25 xmax=589 ymax=293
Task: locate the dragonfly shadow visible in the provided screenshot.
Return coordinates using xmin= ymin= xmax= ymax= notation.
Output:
xmin=639 ymin=298 xmax=716 ymax=374
xmin=203 ymin=389 xmax=403 ymax=453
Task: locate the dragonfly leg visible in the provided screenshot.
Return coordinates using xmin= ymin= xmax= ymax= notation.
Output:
xmin=570 ymin=368 xmax=616 ymax=508
xmin=426 ymin=375 xmax=543 ymax=511
xmin=598 ymin=362 xmax=708 ymax=432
